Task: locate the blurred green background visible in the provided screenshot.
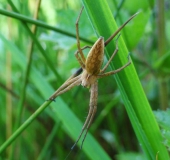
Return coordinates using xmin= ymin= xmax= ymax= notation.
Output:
xmin=0 ymin=0 xmax=170 ymax=160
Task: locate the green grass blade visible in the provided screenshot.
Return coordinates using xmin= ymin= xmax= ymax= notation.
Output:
xmin=0 ymin=6 xmax=92 ymax=44
xmin=6 ymin=0 xmax=62 ymax=83
xmin=82 ymin=0 xmax=169 ymax=160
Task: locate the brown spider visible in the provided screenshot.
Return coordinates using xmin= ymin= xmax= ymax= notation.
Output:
xmin=49 ymin=7 xmax=138 ymax=149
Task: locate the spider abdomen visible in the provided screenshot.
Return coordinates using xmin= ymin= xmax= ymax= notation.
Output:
xmin=85 ymin=37 xmax=104 ymax=75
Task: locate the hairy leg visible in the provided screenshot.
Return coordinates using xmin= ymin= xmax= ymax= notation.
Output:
xmin=75 ymin=7 xmax=86 ymax=67
xmin=49 ymin=75 xmax=81 ymax=100
xmin=65 ymin=68 xmax=82 ymax=83
xmin=71 ymin=81 xmax=98 ymax=149
xmin=100 ymin=34 xmax=121 ymax=73
xmin=98 ymin=55 xmax=131 ymax=78
xmin=75 ymin=46 xmax=92 ymax=68
xmin=104 ymin=12 xmax=138 ymax=46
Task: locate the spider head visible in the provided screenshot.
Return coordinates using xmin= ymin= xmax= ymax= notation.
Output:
xmin=81 ymin=70 xmax=97 ymax=88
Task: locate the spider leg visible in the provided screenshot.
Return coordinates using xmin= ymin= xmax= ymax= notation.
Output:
xmin=49 ymin=75 xmax=81 ymax=100
xmin=75 ymin=6 xmax=86 ymax=67
xmin=75 ymin=45 xmax=92 ymax=69
xmin=62 ymin=46 xmax=91 ymax=86
xmin=71 ymin=81 xmax=98 ymax=149
xmin=100 ymin=34 xmax=121 ymax=73
xmin=104 ymin=12 xmax=139 ymax=46
xmin=65 ymin=68 xmax=83 ymax=83
xmin=98 ymin=55 xmax=131 ymax=78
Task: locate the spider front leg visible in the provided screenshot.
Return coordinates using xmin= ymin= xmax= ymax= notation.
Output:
xmin=49 ymin=75 xmax=81 ymax=100
xmin=71 ymin=81 xmax=98 ymax=149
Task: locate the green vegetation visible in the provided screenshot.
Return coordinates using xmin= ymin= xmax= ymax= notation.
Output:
xmin=0 ymin=0 xmax=169 ymax=160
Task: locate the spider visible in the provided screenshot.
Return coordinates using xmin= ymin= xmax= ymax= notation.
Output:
xmin=49 ymin=7 xmax=137 ymax=149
